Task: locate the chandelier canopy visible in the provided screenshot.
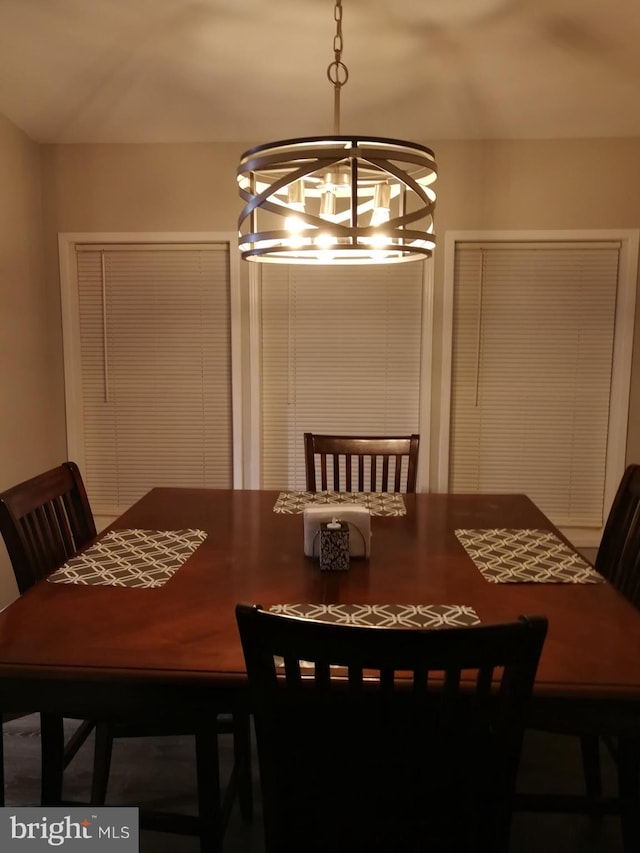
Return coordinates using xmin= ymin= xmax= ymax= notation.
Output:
xmin=237 ymin=1 xmax=437 ymax=265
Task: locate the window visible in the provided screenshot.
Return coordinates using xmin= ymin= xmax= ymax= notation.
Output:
xmin=60 ymin=235 xmax=241 ymax=521
xmin=440 ymin=232 xmax=639 ymax=545
xmin=258 ymin=262 xmax=429 ymax=489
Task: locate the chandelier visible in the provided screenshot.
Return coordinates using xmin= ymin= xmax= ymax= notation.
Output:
xmin=236 ymin=0 xmax=437 ymax=265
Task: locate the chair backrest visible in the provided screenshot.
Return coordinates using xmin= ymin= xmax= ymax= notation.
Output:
xmin=0 ymin=462 xmax=96 ymax=594
xmin=236 ymin=603 xmax=547 ymax=853
xmin=595 ymin=463 xmax=640 ymax=607
xmin=304 ymin=432 xmax=420 ymax=493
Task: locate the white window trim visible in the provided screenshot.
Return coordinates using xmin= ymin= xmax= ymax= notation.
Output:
xmin=438 ymin=229 xmax=639 ymax=547
xmin=417 ymin=259 xmax=435 ymax=492
xmin=246 ymin=263 xmax=261 ymax=489
xmin=58 ymin=231 xmax=244 ymax=490
xmin=245 ymin=260 xmax=435 ymax=491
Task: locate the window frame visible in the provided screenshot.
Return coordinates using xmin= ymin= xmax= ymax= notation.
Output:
xmin=245 ymin=260 xmax=435 ymax=491
xmin=58 ymin=232 xmax=244 ymax=518
xmin=439 ymin=229 xmax=639 ymax=547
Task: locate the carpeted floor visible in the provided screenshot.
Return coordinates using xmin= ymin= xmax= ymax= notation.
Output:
xmin=2 ymin=714 xmax=623 ymax=852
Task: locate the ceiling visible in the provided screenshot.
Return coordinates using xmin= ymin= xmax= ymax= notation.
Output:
xmin=1 ymin=0 xmax=639 ymax=145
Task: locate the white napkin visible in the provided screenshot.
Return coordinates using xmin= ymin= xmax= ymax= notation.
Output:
xmin=303 ymin=505 xmax=371 ymax=558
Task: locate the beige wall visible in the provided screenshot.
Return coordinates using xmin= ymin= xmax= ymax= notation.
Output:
xmin=2 ymin=133 xmax=640 ymax=606
xmin=41 ymin=142 xmax=242 ymax=232
xmin=0 ymin=116 xmax=56 ymax=607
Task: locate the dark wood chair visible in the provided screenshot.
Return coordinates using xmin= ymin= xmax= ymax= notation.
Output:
xmin=0 ymin=463 xmax=252 ymax=840
xmin=595 ymin=463 xmax=640 ymax=605
xmin=522 ymin=464 xmax=640 ymax=852
xmin=236 ymin=602 xmax=547 ymax=853
xmin=304 ymin=432 xmax=420 ymax=493
xmin=0 ymin=462 xmax=97 ymax=806
xmin=0 ymin=461 xmax=97 ymax=596
xmin=578 ymin=464 xmax=640 ymax=805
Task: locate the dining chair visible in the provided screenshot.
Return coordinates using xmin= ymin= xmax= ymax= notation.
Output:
xmin=0 ymin=462 xmax=252 ymax=833
xmin=304 ymin=432 xmax=420 ymax=493
xmin=523 ymin=463 xmax=640 ymax=851
xmin=236 ymin=602 xmax=548 ymax=853
xmin=578 ymin=464 xmax=640 ymax=800
xmin=583 ymin=464 xmax=640 ymax=814
xmin=0 ymin=461 xmax=98 ymax=805
xmin=594 ymin=463 xmax=640 ymax=606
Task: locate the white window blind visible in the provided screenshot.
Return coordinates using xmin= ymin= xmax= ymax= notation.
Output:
xmin=76 ymin=243 xmax=232 ymax=515
xmin=260 ymin=263 xmax=424 ymax=489
xmin=449 ymin=242 xmax=619 ymax=528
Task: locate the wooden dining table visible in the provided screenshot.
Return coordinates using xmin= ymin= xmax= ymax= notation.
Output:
xmin=1 ymin=487 xmax=640 ymax=848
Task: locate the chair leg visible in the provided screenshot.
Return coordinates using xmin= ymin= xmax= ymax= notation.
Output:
xmin=90 ymin=721 xmax=114 ymax=805
xmin=195 ymin=724 xmax=222 ymax=853
xmin=39 ymin=714 xmax=66 ymax=804
xmin=618 ymin=736 xmax=640 ymax=853
xmin=233 ymin=712 xmax=253 ymax=822
xmin=580 ymin=734 xmax=603 ymax=807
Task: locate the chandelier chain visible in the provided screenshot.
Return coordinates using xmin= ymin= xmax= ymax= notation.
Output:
xmin=327 ymin=0 xmax=348 ymax=134
xmin=333 ymin=0 xmax=343 ymax=60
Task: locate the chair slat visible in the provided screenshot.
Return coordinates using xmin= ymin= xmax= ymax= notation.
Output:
xmin=283 ymin=656 xmax=302 ymax=686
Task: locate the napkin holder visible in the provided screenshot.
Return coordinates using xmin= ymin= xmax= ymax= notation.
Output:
xmin=303 ymin=505 xmax=371 ymax=559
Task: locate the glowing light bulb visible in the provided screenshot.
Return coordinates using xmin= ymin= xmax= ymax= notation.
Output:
xmin=315 ymin=231 xmax=337 ymax=261
xmin=285 ymin=213 xmax=303 ymax=231
xmin=369 ymin=232 xmax=388 ymax=250
xmin=316 ymin=232 xmax=336 ymax=250
xmin=285 ymin=214 xmax=305 ymax=247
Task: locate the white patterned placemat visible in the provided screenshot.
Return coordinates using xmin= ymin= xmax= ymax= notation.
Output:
xmin=47 ymin=528 xmax=207 ymax=588
xmin=455 ymin=528 xmax=604 ymax=584
xmin=274 ymin=491 xmax=406 ymax=516
xmin=268 ymin=603 xmax=480 ymax=628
